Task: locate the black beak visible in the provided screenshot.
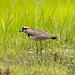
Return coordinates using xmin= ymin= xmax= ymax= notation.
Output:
xmin=19 ymin=30 xmax=22 ymax=32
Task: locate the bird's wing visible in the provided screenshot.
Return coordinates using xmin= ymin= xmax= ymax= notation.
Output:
xmin=34 ymin=30 xmax=56 ymax=39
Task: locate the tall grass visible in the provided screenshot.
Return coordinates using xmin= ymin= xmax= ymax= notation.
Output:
xmin=0 ymin=0 xmax=75 ymax=75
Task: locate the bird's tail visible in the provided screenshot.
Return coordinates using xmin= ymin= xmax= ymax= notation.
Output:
xmin=51 ymin=36 xmax=56 ymax=39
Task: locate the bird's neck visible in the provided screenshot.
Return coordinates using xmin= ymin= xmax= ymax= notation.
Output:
xmin=25 ymin=29 xmax=32 ymax=35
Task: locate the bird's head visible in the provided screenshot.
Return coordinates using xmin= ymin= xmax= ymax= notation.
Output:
xmin=19 ymin=26 xmax=31 ymax=34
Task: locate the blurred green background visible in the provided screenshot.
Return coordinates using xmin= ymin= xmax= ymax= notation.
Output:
xmin=0 ymin=0 xmax=75 ymax=75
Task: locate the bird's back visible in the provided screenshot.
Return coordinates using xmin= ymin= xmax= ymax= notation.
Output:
xmin=30 ymin=29 xmax=56 ymax=41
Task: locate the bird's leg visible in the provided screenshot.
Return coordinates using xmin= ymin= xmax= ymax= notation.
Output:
xmin=36 ymin=41 xmax=38 ymax=53
xmin=40 ymin=41 xmax=42 ymax=54
xmin=40 ymin=41 xmax=42 ymax=63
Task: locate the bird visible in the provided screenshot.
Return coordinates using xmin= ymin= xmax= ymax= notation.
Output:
xmin=19 ymin=26 xmax=56 ymax=53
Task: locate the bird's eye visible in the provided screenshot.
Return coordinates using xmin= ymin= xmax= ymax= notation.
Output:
xmin=22 ymin=27 xmax=25 ymax=30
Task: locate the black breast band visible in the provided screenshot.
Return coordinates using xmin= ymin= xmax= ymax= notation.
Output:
xmin=28 ymin=33 xmax=30 ymax=37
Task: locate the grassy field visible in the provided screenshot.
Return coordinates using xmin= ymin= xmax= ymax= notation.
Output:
xmin=0 ymin=0 xmax=75 ymax=75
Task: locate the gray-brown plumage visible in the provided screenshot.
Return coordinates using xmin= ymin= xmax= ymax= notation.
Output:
xmin=19 ymin=26 xmax=56 ymax=53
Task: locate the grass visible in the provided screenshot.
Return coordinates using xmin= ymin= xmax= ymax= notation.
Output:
xmin=0 ymin=0 xmax=75 ymax=75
